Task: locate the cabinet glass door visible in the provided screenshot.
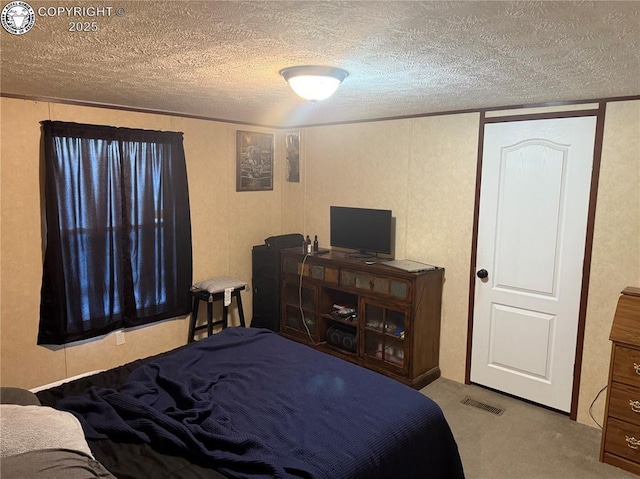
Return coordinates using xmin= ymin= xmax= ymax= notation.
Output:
xmin=362 ymin=301 xmax=407 ymax=371
xmin=283 ymin=281 xmax=317 ymax=338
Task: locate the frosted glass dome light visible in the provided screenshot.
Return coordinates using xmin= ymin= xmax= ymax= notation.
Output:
xmin=280 ymin=66 xmax=349 ymax=101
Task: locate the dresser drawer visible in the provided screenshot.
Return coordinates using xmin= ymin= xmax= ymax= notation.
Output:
xmin=340 ymin=269 xmax=410 ymax=300
xmin=612 ymin=345 xmax=640 ymax=387
xmin=604 ymin=417 xmax=640 ymax=463
xmin=609 ymin=382 xmax=640 ymax=426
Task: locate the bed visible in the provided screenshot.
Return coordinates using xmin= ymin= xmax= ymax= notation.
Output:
xmin=33 ymin=327 xmax=464 ymax=478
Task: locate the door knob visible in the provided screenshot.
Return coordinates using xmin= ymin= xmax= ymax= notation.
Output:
xmin=476 ymin=269 xmax=488 ymax=279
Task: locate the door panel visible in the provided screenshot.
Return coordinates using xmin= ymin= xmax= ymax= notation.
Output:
xmin=488 ymin=304 xmax=555 ymax=380
xmin=494 ymin=141 xmax=565 ymax=294
xmin=471 ymin=116 xmax=596 ymax=412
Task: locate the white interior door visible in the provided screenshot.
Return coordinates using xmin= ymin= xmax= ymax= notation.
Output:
xmin=470 ymin=116 xmax=597 ymax=412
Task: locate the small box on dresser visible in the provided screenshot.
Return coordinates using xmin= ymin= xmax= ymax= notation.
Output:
xmin=600 ymin=286 xmax=640 ymax=475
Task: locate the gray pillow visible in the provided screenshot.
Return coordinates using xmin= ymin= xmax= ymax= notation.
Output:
xmin=0 ymin=387 xmax=41 ymax=406
xmin=191 ymin=276 xmax=246 ymax=294
xmin=1 ymin=405 xmax=93 ymax=458
xmin=0 ymin=449 xmax=116 ymax=478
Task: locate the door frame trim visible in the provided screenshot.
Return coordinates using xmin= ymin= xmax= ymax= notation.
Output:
xmin=464 ymin=103 xmax=607 ymax=420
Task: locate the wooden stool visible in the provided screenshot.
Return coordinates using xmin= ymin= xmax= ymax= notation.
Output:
xmin=188 ymin=277 xmax=247 ymax=343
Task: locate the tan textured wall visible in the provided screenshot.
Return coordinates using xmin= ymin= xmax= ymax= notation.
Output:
xmin=303 ymin=120 xmax=413 ymax=255
xmin=1 ymin=99 xmax=68 ymax=386
xmin=579 ymin=100 xmax=640 ymax=425
xmin=0 ymin=98 xmax=280 ymax=388
xmin=405 ymin=114 xmax=479 ymax=383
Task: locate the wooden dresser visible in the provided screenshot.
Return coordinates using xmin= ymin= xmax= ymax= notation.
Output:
xmin=601 ymin=286 xmax=640 ymax=475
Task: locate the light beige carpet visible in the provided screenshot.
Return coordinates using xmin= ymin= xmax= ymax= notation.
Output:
xmin=421 ymin=378 xmax=636 ymax=479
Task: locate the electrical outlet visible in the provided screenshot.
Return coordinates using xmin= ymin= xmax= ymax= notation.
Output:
xmin=115 ymin=329 xmax=125 ymax=345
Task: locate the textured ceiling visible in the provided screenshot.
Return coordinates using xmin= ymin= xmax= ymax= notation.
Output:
xmin=2 ymin=1 xmax=639 ymax=127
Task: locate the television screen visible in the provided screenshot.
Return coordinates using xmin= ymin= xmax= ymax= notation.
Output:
xmin=330 ymin=206 xmax=393 ymax=257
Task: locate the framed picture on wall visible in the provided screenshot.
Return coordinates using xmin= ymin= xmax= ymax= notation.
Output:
xmin=285 ymin=131 xmax=300 ymax=183
xmin=236 ymin=130 xmax=274 ymax=191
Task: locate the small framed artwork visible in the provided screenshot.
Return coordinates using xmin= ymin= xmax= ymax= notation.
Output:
xmin=285 ymin=131 xmax=300 ymax=183
xmin=236 ymin=130 xmax=274 ymax=191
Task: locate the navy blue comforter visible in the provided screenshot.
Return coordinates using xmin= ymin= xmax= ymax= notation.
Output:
xmin=55 ymin=328 xmax=464 ymax=479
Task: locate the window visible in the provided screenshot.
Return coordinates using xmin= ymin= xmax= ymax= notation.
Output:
xmin=38 ymin=121 xmax=192 ymax=345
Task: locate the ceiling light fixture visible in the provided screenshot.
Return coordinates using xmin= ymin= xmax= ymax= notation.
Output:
xmin=279 ymin=65 xmax=349 ymax=101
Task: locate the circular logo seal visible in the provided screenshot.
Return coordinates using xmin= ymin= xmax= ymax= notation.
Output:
xmin=1 ymin=1 xmax=35 ymax=35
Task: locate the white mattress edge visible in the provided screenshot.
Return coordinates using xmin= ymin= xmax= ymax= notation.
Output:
xmin=29 ymin=370 xmax=106 ymax=393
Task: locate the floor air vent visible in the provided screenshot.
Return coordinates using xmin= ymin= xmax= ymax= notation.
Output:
xmin=461 ymin=396 xmax=505 ymax=416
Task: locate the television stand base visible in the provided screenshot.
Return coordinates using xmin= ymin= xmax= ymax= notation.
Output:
xmin=345 ymin=251 xmax=376 ymax=259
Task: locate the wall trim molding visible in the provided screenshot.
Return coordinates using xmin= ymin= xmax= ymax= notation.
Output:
xmin=0 ymin=93 xmax=281 ymax=129
xmin=2 ymin=92 xmax=638 ymax=129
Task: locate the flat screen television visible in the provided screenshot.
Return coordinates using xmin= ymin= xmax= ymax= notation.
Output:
xmin=330 ymin=206 xmax=393 ymax=258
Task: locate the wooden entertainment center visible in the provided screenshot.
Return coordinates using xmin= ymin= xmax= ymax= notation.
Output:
xmin=279 ymin=248 xmax=444 ymax=389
